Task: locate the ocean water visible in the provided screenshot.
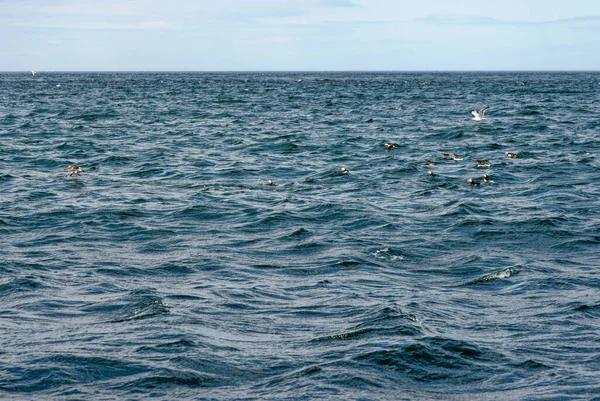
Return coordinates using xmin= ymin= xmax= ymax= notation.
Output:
xmin=1 ymin=71 xmax=600 ymax=400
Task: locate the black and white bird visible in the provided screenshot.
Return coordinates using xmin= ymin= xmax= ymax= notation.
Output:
xmin=483 ymin=174 xmax=494 ymax=183
xmin=340 ymin=167 xmax=349 ymax=174
xmin=467 ymin=178 xmax=480 ymax=186
xmin=505 ymin=152 xmax=518 ymax=159
xmin=65 ymin=165 xmax=84 ymax=177
xmin=471 ymin=106 xmax=489 ymax=121
xmin=476 ymin=159 xmax=491 ymax=167
xmin=428 ymin=171 xmax=437 ymax=177
xmin=385 ymin=143 xmax=400 ymax=152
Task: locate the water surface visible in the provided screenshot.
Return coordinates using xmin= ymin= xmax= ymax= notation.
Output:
xmin=1 ymin=72 xmax=600 ymax=400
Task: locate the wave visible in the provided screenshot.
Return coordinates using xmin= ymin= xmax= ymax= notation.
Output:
xmin=2 ymin=71 xmax=599 ymax=400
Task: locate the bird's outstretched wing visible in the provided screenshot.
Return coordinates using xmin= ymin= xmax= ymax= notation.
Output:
xmin=479 ymin=106 xmax=489 ymax=117
xmin=471 ymin=110 xmax=479 ymax=118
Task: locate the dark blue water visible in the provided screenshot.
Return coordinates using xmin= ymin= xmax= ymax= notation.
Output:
xmin=1 ymin=72 xmax=600 ymax=400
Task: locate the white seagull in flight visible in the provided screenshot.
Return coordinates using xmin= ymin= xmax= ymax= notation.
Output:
xmin=471 ymin=106 xmax=489 ymax=121
xmin=31 ymin=71 xmax=36 ymax=76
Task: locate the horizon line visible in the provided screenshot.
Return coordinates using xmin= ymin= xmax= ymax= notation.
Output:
xmin=4 ymin=69 xmax=600 ymax=73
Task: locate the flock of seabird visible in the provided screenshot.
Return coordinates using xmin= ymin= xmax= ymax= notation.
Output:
xmin=65 ymin=106 xmax=518 ymax=187
xmin=420 ymin=107 xmax=519 ymax=186
xmin=394 ymin=134 xmax=517 ymax=187
xmin=336 ymin=106 xmax=518 ymax=188
xmin=65 ymin=165 xmax=84 ymax=177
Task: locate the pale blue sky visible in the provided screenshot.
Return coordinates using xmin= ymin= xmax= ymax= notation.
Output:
xmin=1 ymin=0 xmax=600 ymax=71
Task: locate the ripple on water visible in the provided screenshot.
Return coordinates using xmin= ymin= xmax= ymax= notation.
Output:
xmin=354 ymin=336 xmax=503 ymax=384
xmin=79 ymin=291 xmax=169 ymax=323
xmin=1 ymin=72 xmax=600 ymax=400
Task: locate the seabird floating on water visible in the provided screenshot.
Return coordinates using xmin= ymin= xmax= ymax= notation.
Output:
xmin=65 ymin=165 xmax=84 ymax=177
xmin=476 ymin=159 xmax=491 ymax=167
xmin=267 ymin=180 xmax=276 ymax=186
xmin=426 ymin=159 xmax=436 ymax=166
xmin=467 ymin=178 xmax=480 ymax=186
xmin=471 ymin=106 xmax=489 ymax=121
xmin=505 ymin=152 xmax=518 ymax=159
xmin=428 ymin=171 xmax=437 ymax=177
xmin=384 ymin=143 xmax=399 ymax=152
xmin=340 ymin=167 xmax=349 ymax=174
xmin=452 ymin=153 xmax=463 ymax=161
xmin=483 ymin=174 xmax=494 ymax=183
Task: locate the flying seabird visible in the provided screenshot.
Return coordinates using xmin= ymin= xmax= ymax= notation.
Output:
xmin=471 ymin=106 xmax=489 ymax=121
xmin=31 ymin=71 xmax=36 ymax=76
xmin=476 ymin=159 xmax=491 ymax=167
xmin=65 ymin=165 xmax=84 ymax=177
xmin=467 ymin=178 xmax=480 ymax=186
xmin=384 ymin=143 xmax=399 ymax=152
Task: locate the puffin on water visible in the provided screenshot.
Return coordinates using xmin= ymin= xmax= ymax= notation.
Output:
xmin=384 ymin=143 xmax=399 ymax=152
xmin=65 ymin=165 xmax=84 ymax=177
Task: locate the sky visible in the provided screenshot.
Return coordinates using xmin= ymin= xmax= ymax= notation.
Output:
xmin=1 ymin=0 xmax=600 ymax=71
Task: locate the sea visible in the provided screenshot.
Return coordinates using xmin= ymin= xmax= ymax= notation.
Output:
xmin=1 ymin=71 xmax=600 ymax=400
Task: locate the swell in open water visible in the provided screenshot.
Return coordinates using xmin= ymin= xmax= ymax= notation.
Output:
xmin=1 ymin=72 xmax=600 ymax=400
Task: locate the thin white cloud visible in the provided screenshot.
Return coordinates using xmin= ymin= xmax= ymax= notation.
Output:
xmin=418 ymin=14 xmax=600 ymax=27
xmin=418 ymin=15 xmax=501 ymax=25
xmin=1 ymin=20 xmax=178 ymax=31
xmin=33 ymin=0 xmax=145 ymax=17
xmin=130 ymin=21 xmax=173 ymax=30
xmin=541 ymin=16 xmax=600 ymax=26
xmin=321 ymin=0 xmax=360 ymax=7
